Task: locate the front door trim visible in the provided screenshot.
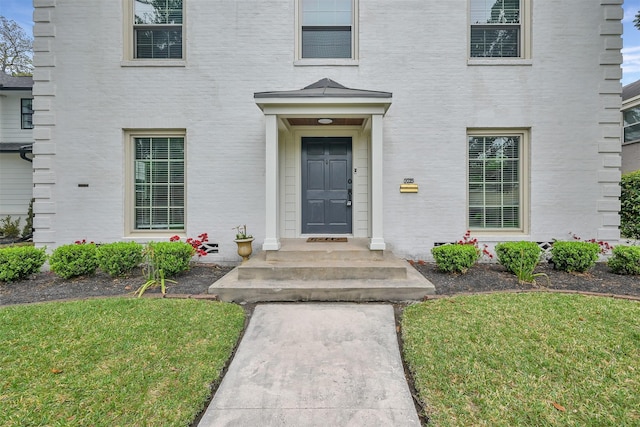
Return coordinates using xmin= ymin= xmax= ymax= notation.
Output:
xmin=301 ymin=136 xmax=353 ymax=235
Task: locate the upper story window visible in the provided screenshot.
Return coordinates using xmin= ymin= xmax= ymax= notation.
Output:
xmin=298 ymin=0 xmax=357 ymax=61
xmin=21 ymin=99 xmax=33 ymax=129
xmin=470 ymin=0 xmax=528 ymax=59
xmin=131 ymin=0 xmax=184 ymax=60
xmin=624 ymin=106 xmax=640 ymax=144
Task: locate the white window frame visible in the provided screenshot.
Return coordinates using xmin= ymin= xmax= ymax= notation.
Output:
xmin=21 ymin=98 xmax=33 ymax=130
xmin=122 ymin=0 xmax=186 ymax=66
xmin=294 ymin=0 xmax=359 ymax=66
xmin=468 ymin=0 xmax=531 ymax=64
xmin=124 ymin=129 xmax=187 ymax=236
xmin=623 ymin=104 xmax=640 ymax=145
xmin=467 ymin=128 xmax=529 ymax=234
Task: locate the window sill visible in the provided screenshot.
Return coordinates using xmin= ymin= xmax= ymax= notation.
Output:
xmin=121 ymin=60 xmax=187 ymax=67
xmin=294 ymin=58 xmax=359 ymax=67
xmin=467 ymin=58 xmax=532 ymax=66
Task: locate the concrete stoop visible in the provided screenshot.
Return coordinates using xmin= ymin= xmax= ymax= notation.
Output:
xmin=208 ymin=239 xmax=435 ymax=302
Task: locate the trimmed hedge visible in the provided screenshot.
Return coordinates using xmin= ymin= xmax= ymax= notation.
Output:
xmin=495 ymin=241 xmax=542 ymax=283
xmin=145 ymin=241 xmax=195 ymax=277
xmin=621 ymin=170 xmax=640 ymax=239
xmin=96 ymin=241 xmax=144 ymax=277
xmin=0 ymin=246 xmax=47 ymax=282
xmin=551 ymin=241 xmax=599 ymax=273
xmin=431 ymin=244 xmax=479 ymax=273
xmin=49 ymin=243 xmax=99 ymax=279
xmin=607 ymin=245 xmax=640 ymax=275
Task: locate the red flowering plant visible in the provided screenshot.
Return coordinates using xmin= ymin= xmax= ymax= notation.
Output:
xmin=569 ymin=232 xmax=613 ymax=255
xmin=458 ymin=230 xmax=494 ymax=260
xmin=169 ymin=233 xmax=209 ymax=257
xmin=74 ymin=239 xmax=95 ymax=245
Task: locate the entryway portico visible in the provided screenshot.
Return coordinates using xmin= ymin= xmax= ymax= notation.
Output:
xmin=254 ymin=78 xmax=392 ymax=252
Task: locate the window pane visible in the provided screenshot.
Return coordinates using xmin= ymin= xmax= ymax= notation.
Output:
xmin=625 ymin=122 xmax=640 ymax=143
xmin=135 ymin=29 xmax=182 ymax=59
xmin=302 ymin=27 xmax=351 ymax=58
xmin=468 ymin=134 xmax=521 ymax=229
xmin=470 ymin=27 xmax=520 ymax=57
xmin=135 ymin=0 xmax=183 ymax=25
xmin=21 ymin=99 xmax=33 ymax=129
xmin=303 ymin=0 xmax=352 ymax=25
xmin=624 ymin=107 xmax=640 ymax=126
xmin=134 ymin=136 xmax=185 ymax=230
xmin=470 ymin=0 xmax=520 ymax=24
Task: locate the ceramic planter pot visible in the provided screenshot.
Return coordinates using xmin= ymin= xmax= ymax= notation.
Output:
xmin=234 ymin=238 xmax=254 ymax=262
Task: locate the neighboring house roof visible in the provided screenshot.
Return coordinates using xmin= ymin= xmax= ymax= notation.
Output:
xmin=0 ymin=73 xmax=33 ymax=90
xmin=622 ymin=80 xmax=640 ymax=102
xmin=0 ymin=143 xmax=33 ymax=153
xmin=254 ymin=78 xmax=392 ymax=99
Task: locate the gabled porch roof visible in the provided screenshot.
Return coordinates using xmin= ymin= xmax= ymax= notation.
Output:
xmin=254 ymin=78 xmax=392 ymax=100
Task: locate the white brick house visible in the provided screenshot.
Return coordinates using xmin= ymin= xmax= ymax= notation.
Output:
xmin=31 ymin=0 xmax=623 ymax=263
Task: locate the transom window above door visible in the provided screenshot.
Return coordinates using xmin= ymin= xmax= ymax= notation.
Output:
xmin=297 ymin=0 xmax=358 ymax=62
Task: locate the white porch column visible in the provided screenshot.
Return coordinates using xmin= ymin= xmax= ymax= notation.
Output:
xmin=263 ymin=114 xmax=281 ymax=251
xmin=369 ymin=113 xmax=386 ymax=250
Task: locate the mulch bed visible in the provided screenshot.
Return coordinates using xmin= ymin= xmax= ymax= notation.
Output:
xmin=413 ymin=261 xmax=640 ymax=299
xmin=1 ymin=261 xmax=638 ymax=306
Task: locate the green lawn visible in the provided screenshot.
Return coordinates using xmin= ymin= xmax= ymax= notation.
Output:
xmin=402 ymin=293 xmax=640 ymax=426
xmin=0 ymin=298 xmax=245 ymax=426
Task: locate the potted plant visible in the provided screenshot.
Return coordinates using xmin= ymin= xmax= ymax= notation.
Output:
xmin=233 ymin=224 xmax=254 ymax=262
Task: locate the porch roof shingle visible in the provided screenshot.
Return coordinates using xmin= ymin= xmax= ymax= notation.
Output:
xmin=254 ymin=78 xmax=392 ymax=99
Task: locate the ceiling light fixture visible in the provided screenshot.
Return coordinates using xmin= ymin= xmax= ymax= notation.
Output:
xmin=318 ymin=118 xmax=333 ymax=125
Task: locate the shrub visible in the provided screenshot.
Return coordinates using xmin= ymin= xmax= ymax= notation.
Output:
xmin=431 ymin=244 xmax=479 ymax=273
xmin=49 ymin=243 xmax=98 ymax=279
xmin=608 ymin=245 xmax=640 ymax=275
xmin=495 ymin=241 xmax=543 ymax=284
xmin=0 ymin=246 xmax=47 ymax=282
xmin=146 ymin=241 xmax=195 ymax=277
xmin=551 ymin=241 xmax=599 ymax=273
xmin=0 ymin=215 xmax=21 ymax=239
xmin=96 ymin=241 xmax=144 ymax=277
xmin=22 ymin=198 xmax=34 ymax=238
xmin=621 ymin=170 xmax=640 ymax=239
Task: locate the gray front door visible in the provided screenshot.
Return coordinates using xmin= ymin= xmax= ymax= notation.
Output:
xmin=301 ymin=137 xmax=352 ymax=234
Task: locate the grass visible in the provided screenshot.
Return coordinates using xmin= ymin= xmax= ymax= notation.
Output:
xmin=0 ymin=298 xmax=245 ymax=426
xmin=402 ymin=293 xmax=640 ymax=426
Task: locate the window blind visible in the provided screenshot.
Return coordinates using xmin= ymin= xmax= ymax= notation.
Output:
xmin=134 ymin=137 xmax=185 ymax=230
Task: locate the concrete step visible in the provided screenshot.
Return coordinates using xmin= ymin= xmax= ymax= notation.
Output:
xmin=209 ymin=259 xmax=435 ymax=303
xmin=237 ymin=259 xmax=407 ymax=280
xmin=209 ymin=269 xmax=434 ymax=302
xmin=265 ymin=239 xmax=383 ymax=262
xmin=208 ymin=238 xmax=436 ymax=302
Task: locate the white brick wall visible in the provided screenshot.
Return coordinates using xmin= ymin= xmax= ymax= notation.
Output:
xmin=33 ymin=0 xmax=622 ymax=262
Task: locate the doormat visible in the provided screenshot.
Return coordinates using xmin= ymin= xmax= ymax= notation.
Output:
xmin=306 ymin=237 xmax=348 ymax=243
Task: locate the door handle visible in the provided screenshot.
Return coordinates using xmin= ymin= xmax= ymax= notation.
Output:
xmin=347 ymin=189 xmax=352 ymax=207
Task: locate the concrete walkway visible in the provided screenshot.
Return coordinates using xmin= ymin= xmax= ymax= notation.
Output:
xmin=198 ymin=304 xmax=422 ymax=426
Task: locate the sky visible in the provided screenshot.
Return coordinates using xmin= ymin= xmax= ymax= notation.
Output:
xmin=3 ymin=1 xmax=640 ymax=85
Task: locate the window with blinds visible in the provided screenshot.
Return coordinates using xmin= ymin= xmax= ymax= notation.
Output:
xmin=468 ymin=134 xmax=522 ymax=230
xmin=301 ymin=0 xmax=353 ymax=59
xmin=624 ymin=106 xmax=640 ymax=144
xmin=21 ymin=99 xmax=33 ymax=129
xmin=134 ymin=0 xmax=183 ymax=59
xmin=470 ymin=0 xmax=521 ymax=58
xmin=134 ymin=137 xmax=185 ymax=230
